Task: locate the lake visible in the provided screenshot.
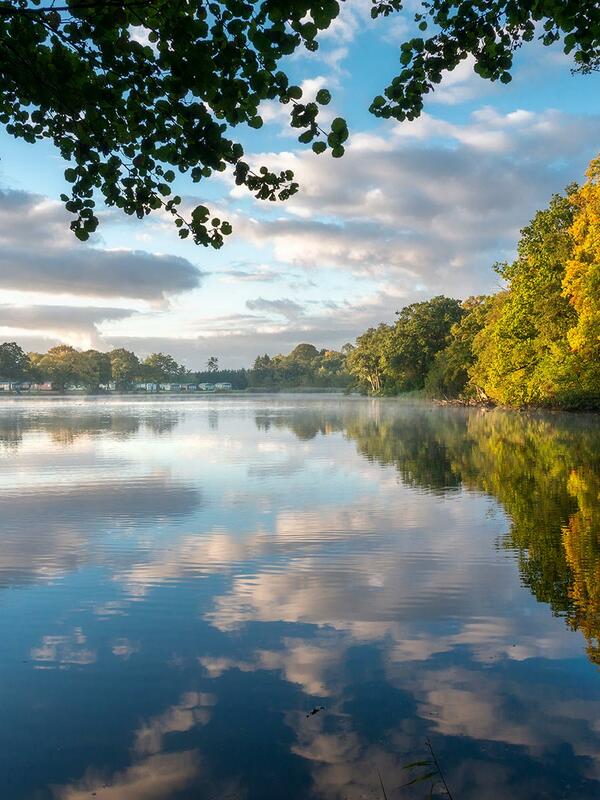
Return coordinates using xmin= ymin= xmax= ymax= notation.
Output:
xmin=0 ymin=396 xmax=599 ymax=800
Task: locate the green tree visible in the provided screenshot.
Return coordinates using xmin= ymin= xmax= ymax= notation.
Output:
xmin=249 ymin=354 xmax=275 ymax=387
xmin=1 ymin=0 xmax=597 ymax=245
xmin=313 ymin=349 xmax=351 ymax=387
xmin=77 ymin=349 xmax=112 ymax=391
xmin=424 ymin=296 xmax=493 ymax=399
xmin=385 ymin=296 xmax=464 ymax=391
xmin=109 ymin=348 xmax=140 ymax=388
xmin=346 ymin=324 xmax=391 ymax=393
xmin=562 ymin=155 xmax=600 ymax=402
xmin=27 ymin=352 xmax=44 ymax=381
xmin=248 ymin=344 xmax=350 ymax=388
xmin=36 ymin=344 xmax=82 ymax=390
xmin=470 ymin=191 xmax=578 ymax=406
xmin=142 ymin=352 xmax=185 ymax=382
xmin=288 ymin=343 xmax=319 ymax=364
xmin=0 ymin=341 xmax=30 ymax=379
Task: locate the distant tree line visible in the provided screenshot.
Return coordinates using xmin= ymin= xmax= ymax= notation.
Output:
xmin=249 ymin=343 xmax=352 ymax=389
xmin=0 ymin=342 xmax=352 ymax=393
xmin=0 ymin=344 xmax=193 ymax=392
xmin=345 ymin=154 xmax=600 ymax=410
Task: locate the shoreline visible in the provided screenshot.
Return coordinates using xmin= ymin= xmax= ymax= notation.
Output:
xmin=432 ymin=397 xmax=600 ymax=415
xmin=0 ymin=390 xmax=597 ymax=414
xmin=0 ymin=386 xmax=348 ymax=399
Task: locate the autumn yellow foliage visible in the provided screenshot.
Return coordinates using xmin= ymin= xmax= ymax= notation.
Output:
xmin=563 ymin=157 xmax=600 ymax=360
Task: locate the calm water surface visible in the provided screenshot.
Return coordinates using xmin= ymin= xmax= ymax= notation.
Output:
xmin=0 ymin=396 xmax=599 ymax=800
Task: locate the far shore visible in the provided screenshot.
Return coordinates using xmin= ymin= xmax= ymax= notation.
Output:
xmin=0 ymin=387 xmax=350 ymax=398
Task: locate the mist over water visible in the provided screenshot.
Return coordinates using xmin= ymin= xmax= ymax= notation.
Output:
xmin=0 ymin=396 xmax=599 ymax=800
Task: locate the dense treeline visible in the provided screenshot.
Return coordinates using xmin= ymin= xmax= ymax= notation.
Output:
xmin=0 ymin=341 xmax=351 ymax=392
xmin=0 ymin=344 xmax=192 ymax=392
xmin=249 ymin=343 xmax=351 ymax=388
xmin=345 ymin=155 xmax=600 ymax=409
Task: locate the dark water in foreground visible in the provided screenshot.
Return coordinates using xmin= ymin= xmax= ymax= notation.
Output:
xmin=1 ymin=396 xmax=599 ymax=800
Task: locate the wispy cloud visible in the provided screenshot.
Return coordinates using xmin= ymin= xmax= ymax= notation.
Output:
xmin=246 ymin=297 xmax=306 ymax=320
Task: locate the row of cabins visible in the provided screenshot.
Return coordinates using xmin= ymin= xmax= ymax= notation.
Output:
xmin=0 ymin=380 xmax=53 ymax=392
xmin=0 ymin=379 xmax=233 ymax=393
xmin=134 ymin=382 xmax=233 ymax=392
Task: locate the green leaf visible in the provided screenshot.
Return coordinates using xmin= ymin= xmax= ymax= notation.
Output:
xmin=312 ymin=141 xmax=327 ymax=154
xmin=331 ymin=117 xmax=347 ymax=134
xmin=192 ymin=205 xmax=209 ymax=221
xmin=316 ymin=88 xmax=331 ymax=105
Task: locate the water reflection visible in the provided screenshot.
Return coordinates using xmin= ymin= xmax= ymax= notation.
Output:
xmin=0 ymin=397 xmax=598 ymax=799
xmin=342 ymin=406 xmax=600 ymax=662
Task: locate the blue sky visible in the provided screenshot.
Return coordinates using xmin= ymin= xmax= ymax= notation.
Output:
xmin=1 ymin=2 xmax=599 ymax=368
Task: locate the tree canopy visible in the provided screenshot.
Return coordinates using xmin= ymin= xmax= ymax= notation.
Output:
xmin=1 ymin=339 xmax=351 ymax=390
xmin=469 ymin=191 xmax=578 ymax=406
xmin=346 ymin=152 xmax=600 ymax=409
xmin=424 ymin=295 xmax=492 ymax=400
xmin=250 ymin=343 xmax=350 ymax=388
xmin=141 ymin=351 xmax=186 ymax=381
xmin=109 ymin=347 xmax=140 ymax=387
xmin=0 ymin=341 xmax=30 ymax=379
xmin=1 ymin=0 xmax=598 ymax=246
xmin=345 ymin=296 xmax=463 ymax=394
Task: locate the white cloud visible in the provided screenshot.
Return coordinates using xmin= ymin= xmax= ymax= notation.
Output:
xmin=53 ymin=751 xmax=201 ymax=800
xmin=0 ymin=189 xmax=204 ymax=302
xmin=134 ymin=692 xmax=215 ymax=756
xmin=226 ymin=107 xmax=600 ymax=317
xmin=429 ymin=56 xmax=496 ymax=106
xmin=0 ymin=303 xmax=137 ymax=349
xmin=2 ymin=96 xmax=598 ymax=365
xmin=259 ymin=75 xmax=336 ymax=137
xmin=246 ymin=297 xmax=306 ymax=320
xmin=30 ymin=627 xmax=96 ymax=668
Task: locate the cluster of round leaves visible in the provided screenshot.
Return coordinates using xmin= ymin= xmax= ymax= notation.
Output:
xmin=0 ymin=0 xmax=598 ymax=246
xmin=0 ymin=0 xmax=348 ymax=246
xmin=369 ymin=0 xmax=600 ymax=122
